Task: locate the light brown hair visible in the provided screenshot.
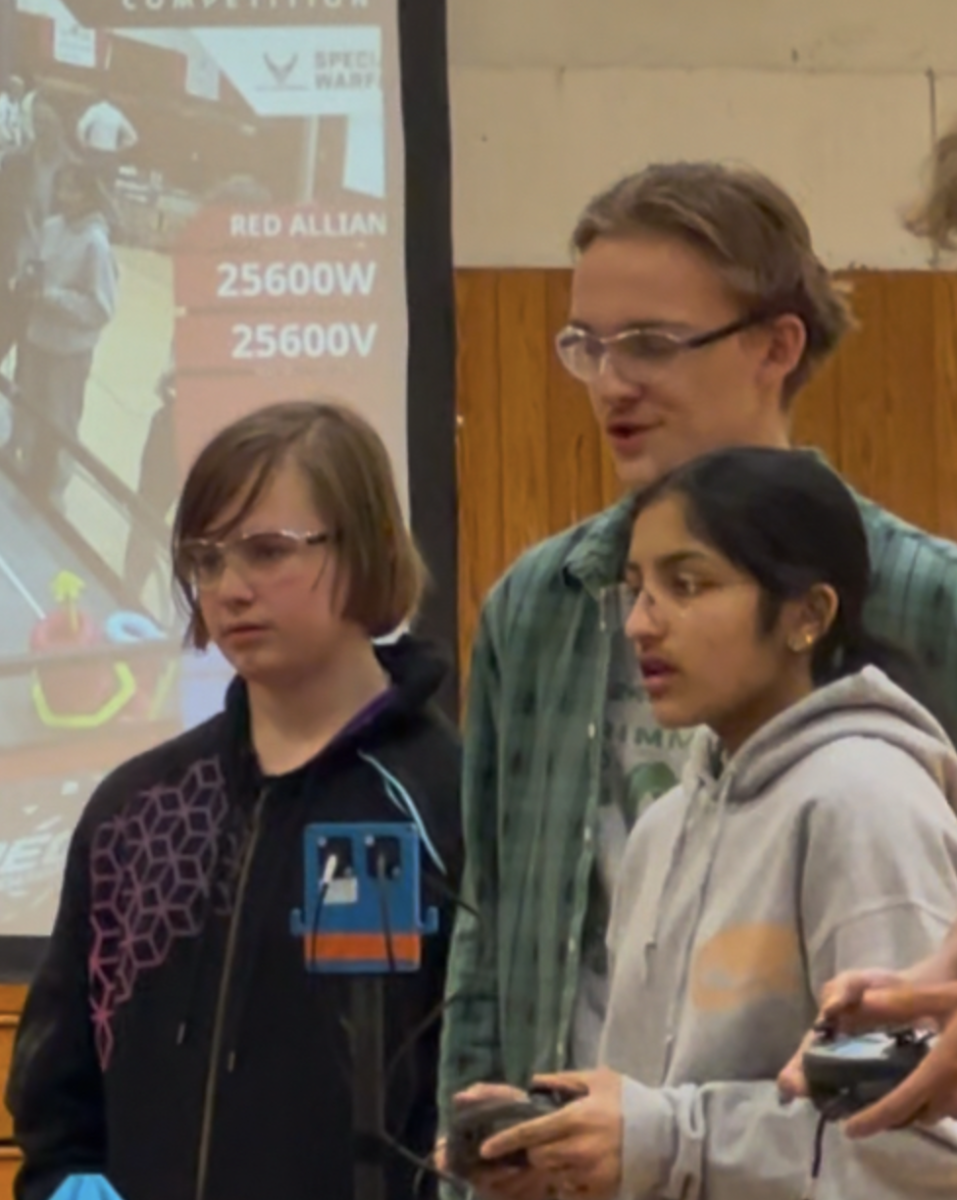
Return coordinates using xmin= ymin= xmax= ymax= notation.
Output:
xmin=172 ymin=399 xmax=426 ymax=648
xmin=904 ymin=128 xmax=957 ymax=251
xmin=571 ymin=162 xmax=855 ymax=400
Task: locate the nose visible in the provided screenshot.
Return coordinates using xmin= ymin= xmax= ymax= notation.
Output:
xmin=624 ymin=589 xmax=661 ymax=644
xmin=590 ymin=355 xmax=646 ymax=407
xmin=214 ymin=556 xmax=255 ymax=605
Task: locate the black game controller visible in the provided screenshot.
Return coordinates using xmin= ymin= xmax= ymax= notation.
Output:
xmin=802 ymin=1025 xmax=933 ymax=1119
xmin=445 ymin=1084 xmax=583 ymax=1180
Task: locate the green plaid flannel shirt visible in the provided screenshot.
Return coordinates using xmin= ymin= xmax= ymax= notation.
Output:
xmin=437 ymin=476 xmax=957 ymax=1128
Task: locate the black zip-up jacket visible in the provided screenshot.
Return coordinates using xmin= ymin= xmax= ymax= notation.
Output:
xmin=7 ymin=636 xmax=462 ymax=1200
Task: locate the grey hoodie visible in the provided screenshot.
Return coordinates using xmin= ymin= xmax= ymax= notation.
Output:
xmin=601 ymin=666 xmax=957 ymax=1199
xmin=25 ymin=210 xmax=116 ymax=355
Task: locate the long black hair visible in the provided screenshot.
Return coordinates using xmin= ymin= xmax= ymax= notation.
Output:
xmin=630 ymin=446 xmax=951 ymax=731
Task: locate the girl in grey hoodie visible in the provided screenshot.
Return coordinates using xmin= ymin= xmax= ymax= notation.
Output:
xmin=476 ymin=448 xmax=957 ymax=1200
xmin=14 ymin=160 xmax=117 ymax=504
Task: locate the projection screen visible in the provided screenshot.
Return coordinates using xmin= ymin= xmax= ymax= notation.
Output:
xmin=0 ymin=0 xmax=456 ymax=964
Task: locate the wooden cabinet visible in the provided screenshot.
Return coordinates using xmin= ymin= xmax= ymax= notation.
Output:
xmin=0 ymin=1018 xmax=16 ymax=1144
xmin=0 ymin=988 xmax=26 ymax=1200
xmin=0 ymin=1150 xmax=18 ymax=1198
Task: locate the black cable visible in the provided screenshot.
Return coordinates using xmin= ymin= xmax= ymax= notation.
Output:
xmin=423 ymin=872 xmax=480 ymax=922
xmin=312 ymin=856 xmax=354 ymax=1084
xmin=372 ymin=852 xmax=464 ymax=1192
xmin=375 ymin=852 xmax=398 ymax=975
xmin=804 ymin=1113 xmax=828 ymax=1199
xmin=371 ymin=850 xmax=472 ymax=1195
xmin=803 ymin=1097 xmax=845 ymax=1200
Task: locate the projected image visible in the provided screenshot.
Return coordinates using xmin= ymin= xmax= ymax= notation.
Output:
xmin=0 ymin=0 xmax=406 ymax=934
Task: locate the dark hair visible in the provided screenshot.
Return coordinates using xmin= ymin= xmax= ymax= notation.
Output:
xmin=55 ymin=163 xmax=107 ymax=217
xmin=630 ymin=447 xmax=950 ymax=729
xmin=572 ymin=162 xmax=855 ymax=402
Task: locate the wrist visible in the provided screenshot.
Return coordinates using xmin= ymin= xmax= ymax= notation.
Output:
xmin=619 ymin=1077 xmax=674 ymax=1200
xmin=903 ymin=944 xmax=957 ymax=987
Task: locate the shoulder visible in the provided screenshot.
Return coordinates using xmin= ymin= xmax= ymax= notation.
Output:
xmin=372 ymin=707 xmax=461 ymax=810
xmin=401 ymin=704 xmax=461 ymax=783
xmin=79 ymin=713 xmax=226 ymax=831
xmin=370 ymin=710 xmax=463 ymax=878
xmin=792 ymin=735 xmax=957 ymax=836
xmin=858 ymin=494 xmax=957 ymax=593
xmin=491 ymin=515 xmax=599 ymax=599
xmin=480 ymin=505 xmax=623 ymax=635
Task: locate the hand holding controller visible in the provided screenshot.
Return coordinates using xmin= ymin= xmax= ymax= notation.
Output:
xmin=445 ymin=1083 xmax=584 ymax=1180
xmin=802 ymin=1024 xmax=933 ymax=1119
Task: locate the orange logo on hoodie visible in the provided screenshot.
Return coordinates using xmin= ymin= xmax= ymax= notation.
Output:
xmin=690 ymin=922 xmax=802 ymax=1012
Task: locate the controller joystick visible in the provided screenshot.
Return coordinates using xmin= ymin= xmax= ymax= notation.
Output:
xmin=445 ymin=1083 xmax=584 ymax=1180
xmin=802 ymin=1025 xmax=932 ymax=1119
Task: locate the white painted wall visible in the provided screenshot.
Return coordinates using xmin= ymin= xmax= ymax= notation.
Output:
xmin=447 ymin=0 xmax=957 ymax=268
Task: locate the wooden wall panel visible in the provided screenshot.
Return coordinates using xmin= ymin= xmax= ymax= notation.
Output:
xmin=456 ymin=268 xmax=957 ymax=678
xmin=931 ymin=276 xmax=957 ymax=544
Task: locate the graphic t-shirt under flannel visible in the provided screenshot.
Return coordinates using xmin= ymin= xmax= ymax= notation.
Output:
xmin=571 ymin=611 xmax=695 ymax=1067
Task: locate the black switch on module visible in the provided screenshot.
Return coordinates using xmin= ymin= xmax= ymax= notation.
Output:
xmin=367 ymin=836 xmax=401 ymax=879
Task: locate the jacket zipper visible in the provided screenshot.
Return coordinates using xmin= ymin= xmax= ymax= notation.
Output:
xmin=194 ymin=787 xmax=269 ymax=1200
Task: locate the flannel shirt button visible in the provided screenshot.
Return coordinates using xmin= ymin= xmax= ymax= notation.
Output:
xmin=567 ymin=937 xmax=577 ymax=955
xmin=587 ymin=723 xmax=597 ymax=739
xmin=584 ymin=828 xmax=593 ymax=846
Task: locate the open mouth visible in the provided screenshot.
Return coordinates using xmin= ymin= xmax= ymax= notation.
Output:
xmin=640 ymin=657 xmax=677 ymax=696
xmin=606 ymin=420 xmax=656 ymax=452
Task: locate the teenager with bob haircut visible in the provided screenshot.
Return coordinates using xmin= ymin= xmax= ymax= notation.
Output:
xmin=8 ymin=399 xmax=463 ymax=1200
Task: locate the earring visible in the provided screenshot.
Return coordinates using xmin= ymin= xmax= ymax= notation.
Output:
xmin=790 ymin=633 xmax=815 ymax=653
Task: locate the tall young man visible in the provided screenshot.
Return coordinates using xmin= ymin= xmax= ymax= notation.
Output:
xmin=438 ymin=162 xmax=957 ymax=1139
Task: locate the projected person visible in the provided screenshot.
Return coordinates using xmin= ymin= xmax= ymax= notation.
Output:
xmin=13 ymin=162 xmax=117 ymax=506
xmin=6 ymin=400 xmax=462 ymax=1200
xmin=437 ymin=162 xmax=957 ymax=1151
xmin=0 ymin=96 xmax=70 ymax=390
xmin=76 ymin=92 xmax=138 ymax=187
xmin=449 ymin=447 xmax=957 ymax=1200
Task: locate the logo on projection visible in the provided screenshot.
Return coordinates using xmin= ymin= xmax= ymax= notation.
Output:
xmin=58 ymin=0 xmax=380 ymax=29
xmin=192 ymin=27 xmax=385 ymax=195
xmin=50 ymin=1176 xmax=125 ymax=1200
xmin=191 ymin=28 xmax=381 ymax=116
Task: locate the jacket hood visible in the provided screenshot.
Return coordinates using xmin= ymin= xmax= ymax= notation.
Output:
xmin=684 ymin=666 xmax=957 ymax=811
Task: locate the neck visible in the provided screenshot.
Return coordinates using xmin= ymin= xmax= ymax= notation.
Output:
xmin=247 ymin=638 xmax=390 ymax=776
xmin=715 ymin=667 xmax=813 ymax=758
xmin=752 ymin=408 xmax=792 ymax=451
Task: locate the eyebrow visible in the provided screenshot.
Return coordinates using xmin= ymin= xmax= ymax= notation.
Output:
xmin=624 ymin=549 xmax=712 ymax=578
xmin=567 ymin=318 xmax=682 ymax=335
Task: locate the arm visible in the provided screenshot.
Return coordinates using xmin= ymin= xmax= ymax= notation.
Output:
xmin=75 ymin=111 xmax=92 ymax=147
xmin=43 ymin=240 xmax=116 ymax=331
xmin=617 ymin=755 xmax=957 ymax=1200
xmin=492 ymin=753 xmax=957 ymax=1200
xmin=436 ymin=604 xmax=506 ymax=1133
xmin=117 ymin=115 xmax=138 ymax=151
xmin=7 ymin=815 xmax=106 ymax=1200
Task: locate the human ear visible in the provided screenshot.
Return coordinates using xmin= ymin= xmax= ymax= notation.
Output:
xmin=784 ymin=584 xmax=839 ymax=653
